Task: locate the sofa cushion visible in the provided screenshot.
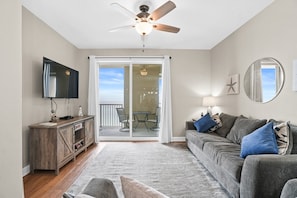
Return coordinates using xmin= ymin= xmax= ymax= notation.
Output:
xmin=208 ymin=114 xmax=223 ymax=132
xmin=80 ymin=178 xmax=118 ymax=198
xmin=203 ymin=142 xmax=244 ymax=182
xmin=120 ymin=176 xmax=169 ymax=198
xmin=269 ymin=119 xmax=293 ymax=155
xmin=240 ymin=122 xmax=278 ymax=158
xmin=289 ymin=123 xmax=297 ymax=154
xmin=226 ymin=116 xmax=267 ymax=144
xmin=186 ymin=130 xmax=232 ymax=150
xmin=194 ymin=113 xmax=217 ymax=132
xmin=215 ymin=113 xmax=238 ymax=137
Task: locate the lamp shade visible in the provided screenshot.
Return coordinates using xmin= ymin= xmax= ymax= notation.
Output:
xmin=135 ymin=21 xmax=153 ymax=35
xmin=202 ymin=96 xmax=216 ymax=107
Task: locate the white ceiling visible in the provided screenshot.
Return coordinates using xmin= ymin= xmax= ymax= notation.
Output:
xmin=21 ymin=0 xmax=274 ymax=50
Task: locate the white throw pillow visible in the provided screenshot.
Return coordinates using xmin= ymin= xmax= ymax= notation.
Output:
xmin=120 ymin=176 xmax=169 ymax=198
xmin=274 ymin=121 xmax=292 ymax=155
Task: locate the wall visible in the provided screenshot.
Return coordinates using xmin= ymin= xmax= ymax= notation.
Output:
xmin=211 ymin=0 xmax=297 ymax=122
xmin=0 ymin=0 xmax=24 ymax=197
xmin=22 ymin=7 xmax=80 ymax=168
xmin=76 ymin=49 xmax=211 ymax=138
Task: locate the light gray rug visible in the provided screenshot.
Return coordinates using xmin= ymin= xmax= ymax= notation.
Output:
xmin=67 ymin=142 xmax=230 ymax=198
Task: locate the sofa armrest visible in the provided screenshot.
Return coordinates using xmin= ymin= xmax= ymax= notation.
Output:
xmin=240 ymin=154 xmax=297 ymax=198
xmin=185 ymin=121 xmax=195 ymax=130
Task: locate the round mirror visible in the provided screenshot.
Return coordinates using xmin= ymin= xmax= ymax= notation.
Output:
xmin=244 ymin=57 xmax=285 ymax=103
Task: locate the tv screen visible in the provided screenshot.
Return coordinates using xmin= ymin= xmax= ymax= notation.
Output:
xmin=42 ymin=57 xmax=79 ymax=98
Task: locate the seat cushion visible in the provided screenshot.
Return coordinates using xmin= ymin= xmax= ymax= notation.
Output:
xmin=226 ymin=116 xmax=267 ymax=144
xmin=186 ymin=130 xmax=231 ymax=150
xmin=203 ymin=142 xmax=244 ymax=182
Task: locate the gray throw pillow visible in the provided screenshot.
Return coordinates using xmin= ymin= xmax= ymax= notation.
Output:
xmin=215 ymin=113 xmax=238 ymax=137
xmin=226 ymin=116 xmax=267 ymax=144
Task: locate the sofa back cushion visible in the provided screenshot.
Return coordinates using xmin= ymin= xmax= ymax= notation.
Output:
xmin=226 ymin=116 xmax=267 ymax=144
xmin=289 ymin=123 xmax=297 ymax=154
xmin=215 ymin=113 xmax=238 ymax=137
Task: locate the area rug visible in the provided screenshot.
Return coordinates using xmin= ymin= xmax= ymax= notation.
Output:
xmin=67 ymin=142 xmax=230 ymax=198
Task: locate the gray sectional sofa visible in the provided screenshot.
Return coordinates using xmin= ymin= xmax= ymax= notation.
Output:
xmin=185 ymin=113 xmax=297 ymax=198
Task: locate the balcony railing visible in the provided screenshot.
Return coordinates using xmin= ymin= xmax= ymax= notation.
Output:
xmin=99 ymin=104 xmax=123 ymax=127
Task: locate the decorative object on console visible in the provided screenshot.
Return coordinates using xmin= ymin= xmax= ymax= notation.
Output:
xmin=78 ymin=105 xmax=84 ymax=117
xmin=202 ymin=96 xmax=216 ymax=115
xmin=226 ymin=74 xmax=240 ymax=95
xmin=50 ymin=98 xmax=58 ymax=122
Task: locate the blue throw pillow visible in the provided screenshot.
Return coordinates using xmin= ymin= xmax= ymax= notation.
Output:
xmin=240 ymin=122 xmax=278 ymax=158
xmin=194 ymin=113 xmax=217 ymax=132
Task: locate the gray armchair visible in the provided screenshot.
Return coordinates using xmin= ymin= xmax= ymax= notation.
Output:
xmin=280 ymin=178 xmax=297 ymax=198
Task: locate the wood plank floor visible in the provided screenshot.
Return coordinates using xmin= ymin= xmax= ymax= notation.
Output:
xmin=23 ymin=143 xmax=106 ymax=198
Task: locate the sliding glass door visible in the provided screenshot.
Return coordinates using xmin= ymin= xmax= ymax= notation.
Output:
xmin=98 ymin=59 xmax=162 ymax=140
xmin=132 ymin=64 xmax=161 ymax=137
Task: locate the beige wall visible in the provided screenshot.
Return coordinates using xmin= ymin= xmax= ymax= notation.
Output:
xmin=0 ymin=0 xmax=24 ymax=197
xmin=211 ymin=0 xmax=297 ymax=122
xmin=22 ymin=7 xmax=80 ymax=167
xmin=76 ymin=49 xmax=211 ymax=138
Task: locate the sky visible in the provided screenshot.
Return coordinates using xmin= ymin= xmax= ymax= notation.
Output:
xmin=99 ymin=67 xmax=124 ymax=104
xmin=261 ymin=68 xmax=276 ymax=102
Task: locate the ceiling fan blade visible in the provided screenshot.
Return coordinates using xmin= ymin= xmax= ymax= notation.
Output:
xmin=109 ymin=25 xmax=135 ymax=32
xmin=153 ymin=23 xmax=180 ymax=33
xmin=149 ymin=1 xmax=176 ymax=21
xmin=111 ymin=3 xmax=139 ymax=20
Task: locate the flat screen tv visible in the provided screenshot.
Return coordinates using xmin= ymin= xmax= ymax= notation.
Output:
xmin=42 ymin=57 xmax=79 ymax=98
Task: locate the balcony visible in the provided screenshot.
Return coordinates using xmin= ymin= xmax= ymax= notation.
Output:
xmin=99 ymin=104 xmax=159 ymax=137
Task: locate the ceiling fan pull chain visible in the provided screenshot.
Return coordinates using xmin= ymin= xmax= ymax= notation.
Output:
xmin=141 ymin=35 xmax=146 ymax=52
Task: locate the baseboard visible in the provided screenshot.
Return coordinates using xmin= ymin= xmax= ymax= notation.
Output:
xmin=171 ymin=137 xmax=186 ymax=142
xmin=23 ymin=165 xmax=30 ymax=177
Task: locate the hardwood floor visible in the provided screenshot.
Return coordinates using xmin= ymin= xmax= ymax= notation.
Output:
xmin=23 ymin=143 xmax=106 ymax=198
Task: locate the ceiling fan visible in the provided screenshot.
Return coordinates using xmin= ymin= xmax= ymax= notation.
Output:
xmin=110 ymin=1 xmax=180 ymax=36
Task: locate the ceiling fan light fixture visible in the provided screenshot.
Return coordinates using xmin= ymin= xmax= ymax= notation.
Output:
xmin=135 ymin=21 xmax=153 ymax=35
